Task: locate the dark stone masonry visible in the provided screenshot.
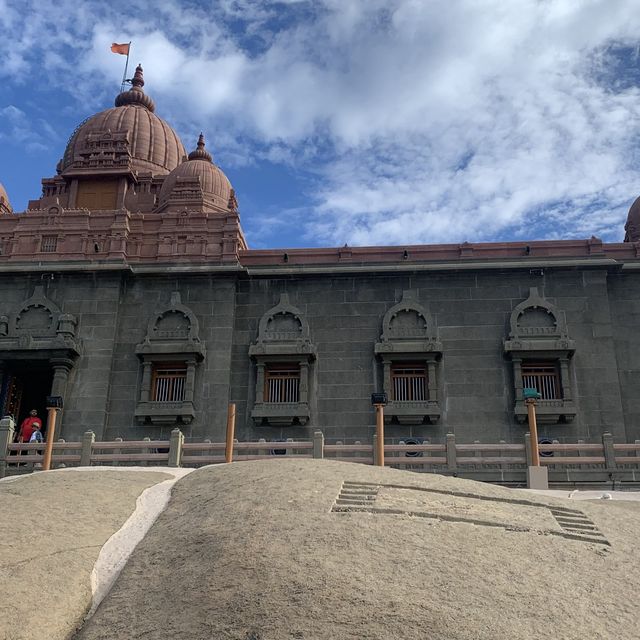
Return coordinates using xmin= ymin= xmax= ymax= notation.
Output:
xmin=0 ymin=66 xmax=639 ymax=446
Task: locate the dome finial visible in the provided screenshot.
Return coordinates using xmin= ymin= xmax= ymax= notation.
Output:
xmin=188 ymin=132 xmax=213 ymax=162
xmin=115 ymin=63 xmax=155 ymax=112
xmin=131 ymin=63 xmax=145 ymax=88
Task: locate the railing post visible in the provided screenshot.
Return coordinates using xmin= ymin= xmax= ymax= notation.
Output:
xmin=524 ymin=432 xmax=533 ymax=466
xmin=313 ymin=430 xmax=324 ymax=459
xmin=56 ymin=439 xmax=67 ymax=469
xmin=80 ymin=431 xmax=95 ymax=466
xmin=372 ymin=433 xmax=379 ymax=466
xmin=113 ymin=437 xmax=123 ymax=467
xmin=602 ymin=432 xmax=616 ymax=470
xmin=445 ymin=433 xmax=457 ymax=472
xmin=168 ymin=428 xmax=184 ymax=467
xmin=0 ymin=416 xmax=15 ymax=478
xmin=141 ymin=436 xmax=151 ymax=467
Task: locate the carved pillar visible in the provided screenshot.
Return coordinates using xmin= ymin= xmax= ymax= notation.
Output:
xmin=256 ymin=362 xmax=265 ymax=403
xmin=427 ymin=360 xmax=438 ymax=402
xmin=49 ymin=358 xmax=73 ymax=397
xmin=0 ymin=360 xmax=5 ymax=414
xmin=559 ymin=357 xmax=572 ymax=400
xmin=512 ymin=358 xmax=523 ymax=400
xmin=383 ymin=359 xmax=392 ymax=398
xmin=116 ymin=177 xmax=128 ymax=209
xmin=48 ymin=359 xmax=73 ymax=436
xmin=299 ymin=361 xmax=309 ymax=403
xmin=185 ymin=359 xmax=197 ymax=402
xmin=141 ymin=361 xmax=153 ymax=401
xmin=68 ymin=179 xmax=79 ymax=208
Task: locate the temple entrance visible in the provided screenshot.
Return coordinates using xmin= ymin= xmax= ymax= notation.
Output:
xmin=1 ymin=360 xmax=53 ymax=438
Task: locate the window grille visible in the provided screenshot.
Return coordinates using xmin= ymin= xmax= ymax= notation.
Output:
xmin=522 ymin=362 xmax=561 ymax=400
xmin=40 ymin=236 xmax=58 ymax=253
xmin=265 ymin=365 xmax=300 ymax=403
xmin=152 ymin=364 xmax=187 ymax=402
xmin=391 ymin=364 xmax=427 ymax=401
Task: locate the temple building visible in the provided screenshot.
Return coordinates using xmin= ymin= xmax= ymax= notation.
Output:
xmin=1 ymin=65 xmax=639 ymax=446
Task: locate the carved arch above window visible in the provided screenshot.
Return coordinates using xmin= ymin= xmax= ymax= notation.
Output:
xmin=504 ymin=287 xmax=576 ymax=424
xmin=505 ymin=287 xmax=574 ymax=351
xmin=375 ymin=291 xmax=442 ymax=425
xmin=135 ymin=292 xmax=205 ymax=425
xmin=249 ymin=293 xmax=316 ymax=426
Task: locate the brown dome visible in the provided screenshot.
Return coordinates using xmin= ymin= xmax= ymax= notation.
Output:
xmin=158 ymin=134 xmax=234 ymax=212
xmin=0 ymin=182 xmax=12 ymax=214
xmin=60 ymin=65 xmax=186 ymax=176
xmin=624 ymin=195 xmax=640 ymax=242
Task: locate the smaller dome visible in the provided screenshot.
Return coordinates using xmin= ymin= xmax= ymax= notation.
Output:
xmin=188 ymin=133 xmax=213 ymax=162
xmin=0 ymin=182 xmax=13 ymax=214
xmin=158 ymin=135 xmax=235 ymax=212
xmin=624 ymin=196 xmax=640 ymax=242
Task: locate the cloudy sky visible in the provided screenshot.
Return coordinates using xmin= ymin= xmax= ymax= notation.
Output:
xmin=2 ymin=0 xmax=640 ymax=248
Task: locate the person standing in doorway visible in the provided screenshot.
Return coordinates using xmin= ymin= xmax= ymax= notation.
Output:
xmin=17 ymin=410 xmax=42 ymax=443
xmin=29 ymin=423 xmax=43 ymax=444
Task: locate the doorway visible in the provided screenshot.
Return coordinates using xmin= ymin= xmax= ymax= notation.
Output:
xmin=1 ymin=360 xmax=53 ymax=438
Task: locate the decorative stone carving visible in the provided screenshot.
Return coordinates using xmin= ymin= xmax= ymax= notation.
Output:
xmin=504 ymin=287 xmax=576 ymax=424
xmin=375 ymin=291 xmax=442 ymax=425
xmin=505 ymin=287 xmax=574 ymax=352
xmin=0 ymin=286 xmax=80 ymax=357
xmin=249 ymin=293 xmax=316 ymax=426
xmin=135 ymin=292 xmax=205 ymax=425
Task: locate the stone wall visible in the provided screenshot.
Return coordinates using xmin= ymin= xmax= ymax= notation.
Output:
xmin=0 ymin=263 xmax=635 ymax=444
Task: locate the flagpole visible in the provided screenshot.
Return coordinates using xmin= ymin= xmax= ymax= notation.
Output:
xmin=120 ymin=42 xmax=132 ymax=92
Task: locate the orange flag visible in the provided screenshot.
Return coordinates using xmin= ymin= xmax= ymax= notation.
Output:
xmin=111 ymin=43 xmax=130 ymax=55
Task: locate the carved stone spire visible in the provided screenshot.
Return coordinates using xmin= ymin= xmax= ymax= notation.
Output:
xmin=188 ymin=133 xmax=213 ymax=163
xmin=228 ymin=188 xmax=239 ymax=212
xmin=115 ymin=64 xmax=156 ymax=112
xmin=131 ymin=64 xmax=145 ymax=88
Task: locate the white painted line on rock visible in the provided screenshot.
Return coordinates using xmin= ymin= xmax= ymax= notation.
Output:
xmin=86 ymin=467 xmax=195 ymax=619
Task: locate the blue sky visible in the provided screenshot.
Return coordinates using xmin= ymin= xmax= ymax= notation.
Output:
xmin=2 ymin=0 xmax=640 ymax=249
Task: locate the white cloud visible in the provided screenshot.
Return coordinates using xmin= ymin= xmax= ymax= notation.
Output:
xmin=2 ymin=0 xmax=640 ymax=244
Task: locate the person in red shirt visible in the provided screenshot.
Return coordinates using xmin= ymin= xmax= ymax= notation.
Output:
xmin=17 ymin=410 xmax=42 ymax=443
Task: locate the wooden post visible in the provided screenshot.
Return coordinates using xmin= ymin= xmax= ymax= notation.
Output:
xmin=42 ymin=408 xmax=60 ymax=471
xmin=225 ymin=403 xmax=236 ymax=464
xmin=525 ymin=398 xmax=549 ymax=489
xmin=526 ymin=399 xmax=540 ymax=466
xmin=374 ymin=404 xmax=385 ymax=467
